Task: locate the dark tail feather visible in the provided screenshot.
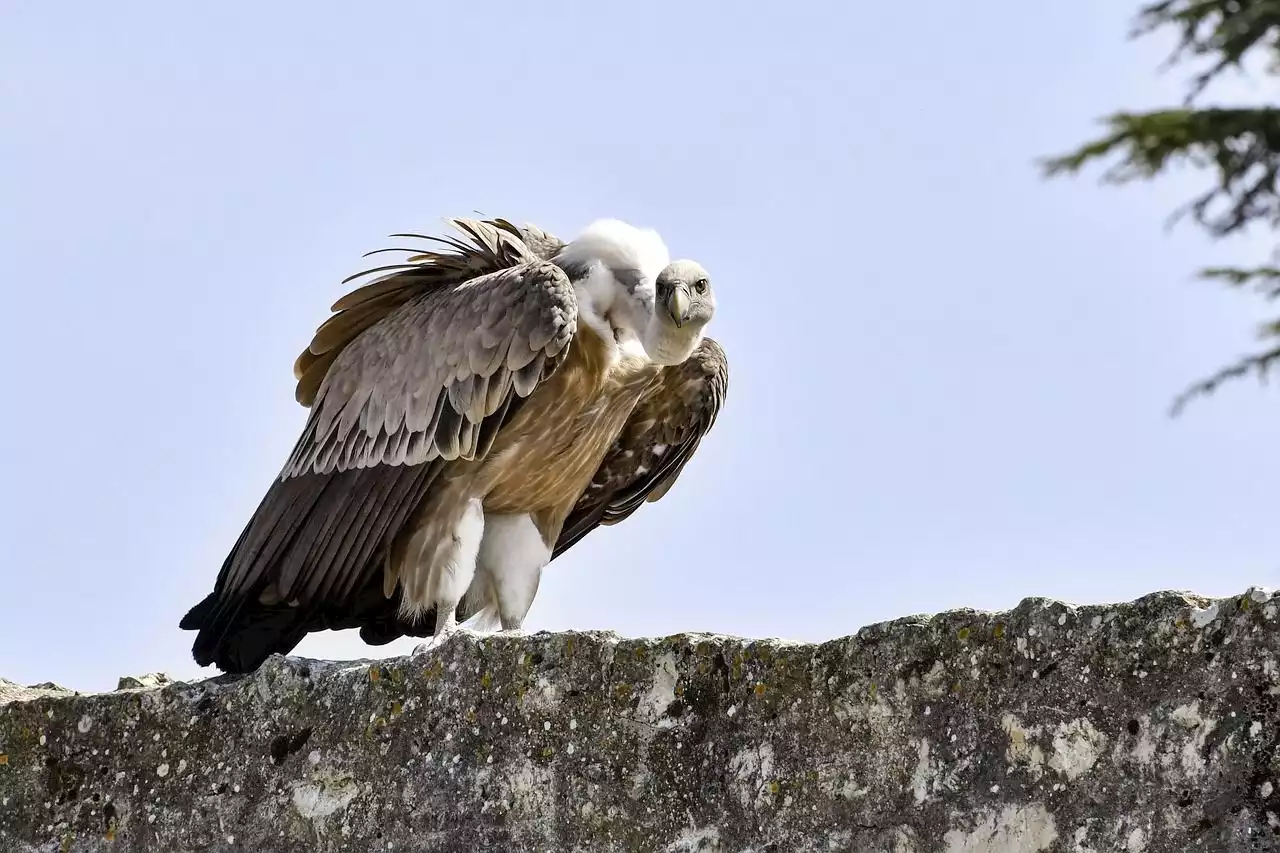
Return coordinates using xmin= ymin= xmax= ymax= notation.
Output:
xmin=181 ymin=581 xmax=440 ymax=671
xmin=339 ymin=583 xmax=439 ymax=646
xmin=179 ymin=592 xmax=217 ymax=631
xmin=183 ymin=594 xmax=314 ymax=674
xmin=356 ymin=605 xmax=438 ymax=646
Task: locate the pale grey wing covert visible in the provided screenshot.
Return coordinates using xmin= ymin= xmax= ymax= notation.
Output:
xmin=186 ymin=257 xmax=578 ymax=669
xmin=552 ymin=337 xmax=728 ymax=560
xmin=292 ymin=216 xmax=545 ymax=407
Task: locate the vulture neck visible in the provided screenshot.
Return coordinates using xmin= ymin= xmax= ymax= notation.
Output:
xmin=571 ymin=313 xmax=652 ymax=390
xmin=572 ymin=269 xmax=652 ymax=371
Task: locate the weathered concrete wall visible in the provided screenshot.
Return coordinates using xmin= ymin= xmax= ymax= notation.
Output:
xmin=1 ymin=588 xmax=1277 ymax=852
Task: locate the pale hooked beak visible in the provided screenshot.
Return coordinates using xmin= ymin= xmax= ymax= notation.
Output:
xmin=667 ymin=286 xmax=691 ymax=328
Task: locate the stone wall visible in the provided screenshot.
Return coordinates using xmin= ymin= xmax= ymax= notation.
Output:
xmin=1 ymin=588 xmax=1277 ymax=852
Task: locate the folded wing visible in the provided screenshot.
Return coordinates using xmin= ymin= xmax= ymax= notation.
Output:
xmin=553 ymin=337 xmax=728 ymax=560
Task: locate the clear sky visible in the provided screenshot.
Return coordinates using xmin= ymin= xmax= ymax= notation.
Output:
xmin=3 ymin=2 xmax=1276 ymax=693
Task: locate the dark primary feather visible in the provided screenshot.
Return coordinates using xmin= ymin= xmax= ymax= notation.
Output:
xmin=181 ymin=461 xmax=441 ymax=672
xmin=182 ymin=219 xmax=578 ymax=673
xmin=552 ymin=337 xmax=729 ymax=560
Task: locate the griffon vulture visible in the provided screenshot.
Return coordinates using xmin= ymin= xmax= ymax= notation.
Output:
xmin=180 ymin=217 xmax=728 ymax=673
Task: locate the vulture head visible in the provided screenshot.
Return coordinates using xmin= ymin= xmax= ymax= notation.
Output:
xmin=644 ymin=259 xmax=716 ymax=365
xmin=548 ymin=219 xmax=715 ymax=367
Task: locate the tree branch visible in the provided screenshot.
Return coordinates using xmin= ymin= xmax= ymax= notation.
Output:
xmin=1040 ymin=108 xmax=1280 ymax=238
xmin=1133 ymin=0 xmax=1280 ymax=100
xmin=1199 ymin=264 xmax=1280 ymax=298
xmin=1170 ymin=340 xmax=1280 ymax=414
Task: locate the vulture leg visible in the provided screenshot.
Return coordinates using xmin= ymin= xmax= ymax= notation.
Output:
xmin=400 ymin=497 xmax=485 ymax=654
xmin=473 ymin=512 xmax=551 ymax=632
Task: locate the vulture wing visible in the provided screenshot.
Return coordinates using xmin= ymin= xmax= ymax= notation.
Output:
xmin=552 ymin=337 xmax=728 ymax=560
xmin=182 ymin=220 xmax=577 ymax=672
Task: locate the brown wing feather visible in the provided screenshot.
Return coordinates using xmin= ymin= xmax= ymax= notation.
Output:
xmin=182 ymin=220 xmax=577 ymax=672
xmin=291 ymin=217 xmax=540 ymax=407
xmin=552 ymin=337 xmax=728 ymax=560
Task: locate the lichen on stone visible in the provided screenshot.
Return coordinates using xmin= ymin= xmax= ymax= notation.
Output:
xmin=1 ymin=588 xmax=1277 ymax=851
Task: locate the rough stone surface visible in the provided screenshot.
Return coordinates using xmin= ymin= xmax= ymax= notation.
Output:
xmin=2 ymin=588 xmax=1279 ymax=852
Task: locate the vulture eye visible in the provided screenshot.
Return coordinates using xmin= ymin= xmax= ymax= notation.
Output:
xmin=694 ymin=278 xmax=708 ymax=294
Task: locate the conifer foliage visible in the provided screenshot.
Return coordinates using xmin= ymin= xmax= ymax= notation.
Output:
xmin=1042 ymin=1 xmax=1280 ymax=414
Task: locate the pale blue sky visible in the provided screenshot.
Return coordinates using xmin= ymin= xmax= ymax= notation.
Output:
xmin=3 ymin=3 xmax=1276 ymax=692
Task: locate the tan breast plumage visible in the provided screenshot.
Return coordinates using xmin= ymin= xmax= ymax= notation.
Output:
xmin=478 ymin=328 xmax=660 ymax=531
